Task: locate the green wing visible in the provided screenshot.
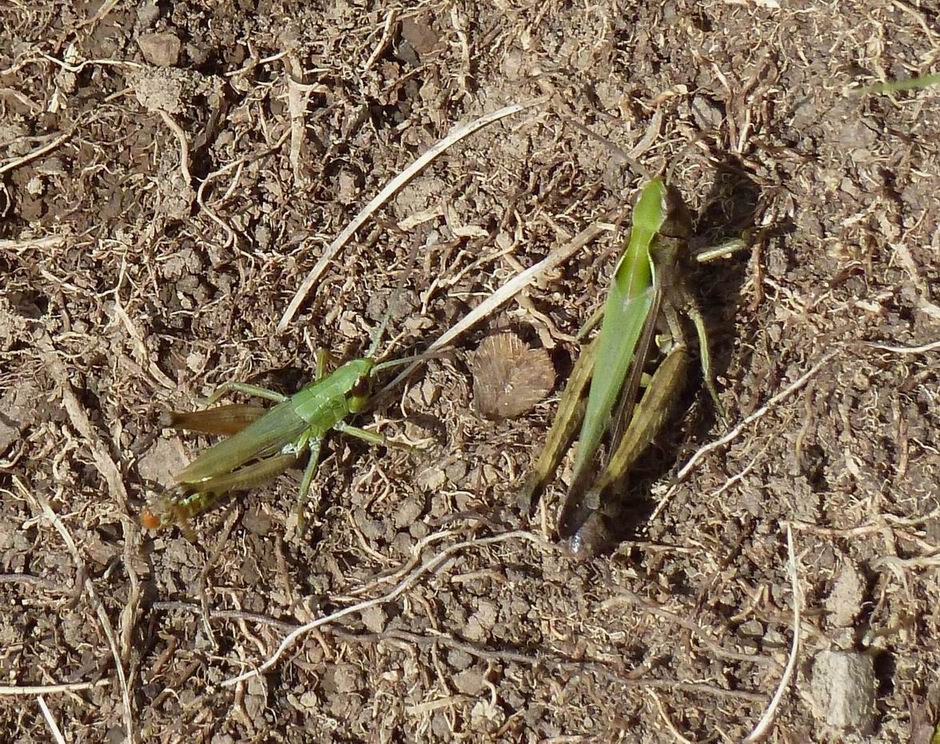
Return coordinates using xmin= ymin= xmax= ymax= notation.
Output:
xmin=563 ymin=179 xmax=665 ymax=503
xmin=174 ymin=398 xmax=307 ymax=485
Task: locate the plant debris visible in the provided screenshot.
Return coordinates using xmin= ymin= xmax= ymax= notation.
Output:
xmin=470 ymin=332 xmax=555 ymax=420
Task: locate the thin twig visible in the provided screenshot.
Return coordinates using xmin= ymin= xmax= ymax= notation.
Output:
xmin=283 ymin=51 xmax=317 ymax=186
xmin=0 ymin=573 xmax=58 ymax=589
xmin=363 ymin=9 xmax=399 ymax=71
xmin=339 ymin=529 xmax=458 ymax=599
xmin=708 ymin=438 xmax=774 ymax=500
xmin=791 ymin=508 xmax=940 ymax=555
xmin=37 ymin=696 xmax=66 ymax=744
xmin=601 ymin=590 xmax=782 ymax=669
xmin=277 ymin=101 xmax=544 ymax=331
xmin=0 ymin=680 xmax=110 ymax=696
xmin=649 ymin=690 xmax=695 ymax=744
xmin=37 ymin=51 xmax=141 ymax=74
xmin=866 ymin=339 xmax=940 ymax=354
xmin=876 ymin=554 xmax=940 ymax=571
xmin=0 ymin=128 xmax=74 ymax=176
xmin=742 ymin=524 xmax=801 ymax=743
xmin=221 ymin=531 xmax=541 ymax=687
xmin=350 ymin=629 xmax=766 ymax=700
xmin=652 ymin=349 xmax=841 ymax=522
xmin=40 ymin=342 xmax=144 ymax=677
xmin=151 ymin=597 xmax=768 ymax=703
xmin=157 ymin=110 xmax=192 ymax=186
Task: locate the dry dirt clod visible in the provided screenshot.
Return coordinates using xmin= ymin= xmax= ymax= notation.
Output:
xmin=810 ymin=650 xmax=877 ymax=734
xmin=453 ymin=668 xmax=484 ymax=696
xmin=360 ymin=606 xmax=386 ymax=633
xmin=131 ymin=67 xmax=185 ymax=113
xmin=825 ymin=561 xmax=866 ymax=629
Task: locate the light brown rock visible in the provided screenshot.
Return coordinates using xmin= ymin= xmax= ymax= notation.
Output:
xmin=138 ymin=32 xmax=181 ymax=67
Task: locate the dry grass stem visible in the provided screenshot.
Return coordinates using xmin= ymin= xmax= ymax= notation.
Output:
xmin=157 ymin=109 xmax=192 ymax=186
xmin=222 ymin=531 xmax=543 ymax=687
xmin=278 ymin=101 xmax=541 ymax=331
xmin=37 ymin=696 xmax=66 ymax=744
xmin=0 ymin=681 xmax=111 ymax=696
xmin=742 ymin=524 xmax=801 ymax=743
xmin=649 ymin=690 xmax=695 ymax=744
xmin=0 ymin=128 xmax=74 ymax=176
xmin=866 ymin=339 xmax=940 ymax=354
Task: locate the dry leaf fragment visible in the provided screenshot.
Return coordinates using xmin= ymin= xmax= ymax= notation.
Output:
xmin=471 ymin=333 xmax=555 ymax=420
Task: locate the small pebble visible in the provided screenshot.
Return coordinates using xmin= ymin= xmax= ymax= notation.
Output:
xmin=137 ymin=32 xmax=181 ymax=67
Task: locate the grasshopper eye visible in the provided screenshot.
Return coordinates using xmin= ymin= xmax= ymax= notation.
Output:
xmin=347 ymin=375 xmax=371 ymax=412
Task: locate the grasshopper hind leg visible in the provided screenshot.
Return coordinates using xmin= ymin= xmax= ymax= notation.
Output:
xmin=565 ymin=344 xmax=692 ymax=558
xmin=685 ymin=302 xmax=725 ymax=422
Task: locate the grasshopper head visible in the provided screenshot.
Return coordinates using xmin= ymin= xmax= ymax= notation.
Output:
xmin=660 ymin=185 xmax=693 ymax=240
xmin=345 ymin=358 xmax=376 ymax=413
xmin=140 ymin=506 xmax=164 ymax=530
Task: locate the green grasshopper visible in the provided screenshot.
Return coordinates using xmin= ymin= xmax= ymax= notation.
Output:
xmin=141 ymin=280 xmax=416 ymax=533
xmin=522 ymin=178 xmax=730 ymax=557
xmin=855 ymin=71 xmax=940 ymax=95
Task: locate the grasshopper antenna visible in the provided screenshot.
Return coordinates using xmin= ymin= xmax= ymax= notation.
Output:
xmin=366 ymin=241 xmax=421 ymax=359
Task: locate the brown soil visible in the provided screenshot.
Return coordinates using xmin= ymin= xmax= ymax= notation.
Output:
xmin=1 ymin=2 xmax=938 ymax=742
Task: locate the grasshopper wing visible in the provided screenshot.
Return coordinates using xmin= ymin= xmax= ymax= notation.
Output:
xmin=174 ymin=397 xmax=308 ymax=486
xmin=167 ymin=403 xmax=267 ymax=436
xmin=558 ymin=266 xmax=662 ymax=539
xmin=605 ymin=182 xmax=692 ymax=454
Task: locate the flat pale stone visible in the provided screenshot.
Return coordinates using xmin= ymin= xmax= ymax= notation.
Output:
xmin=811 ymin=650 xmax=876 ymax=733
